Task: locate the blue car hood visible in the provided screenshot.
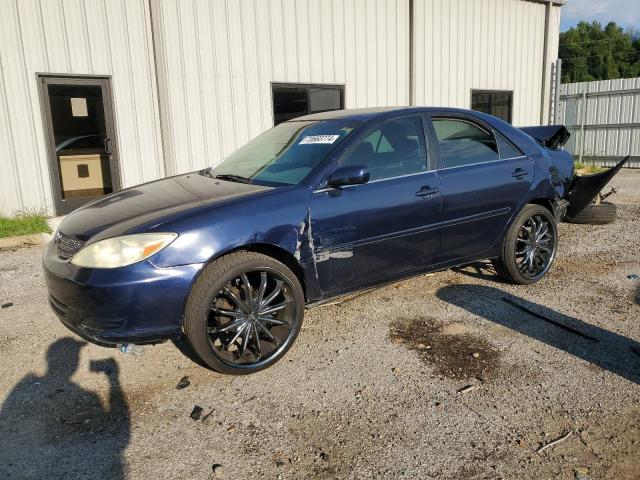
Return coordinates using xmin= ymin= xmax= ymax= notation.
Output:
xmin=59 ymin=173 xmax=272 ymax=242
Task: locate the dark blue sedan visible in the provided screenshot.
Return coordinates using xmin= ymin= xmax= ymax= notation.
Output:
xmin=45 ymin=106 xmax=606 ymax=374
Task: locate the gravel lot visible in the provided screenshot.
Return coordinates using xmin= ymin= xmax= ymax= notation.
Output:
xmin=1 ymin=170 xmax=639 ymax=480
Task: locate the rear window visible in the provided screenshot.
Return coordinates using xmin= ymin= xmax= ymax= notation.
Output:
xmin=432 ymin=118 xmax=499 ymax=169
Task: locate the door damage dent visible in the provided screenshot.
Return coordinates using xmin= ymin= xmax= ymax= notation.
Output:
xmin=565 ymin=156 xmax=629 ymax=219
xmin=295 ymin=208 xmax=319 ymax=279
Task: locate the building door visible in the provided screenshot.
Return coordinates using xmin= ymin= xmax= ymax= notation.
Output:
xmin=39 ymin=76 xmax=121 ymax=215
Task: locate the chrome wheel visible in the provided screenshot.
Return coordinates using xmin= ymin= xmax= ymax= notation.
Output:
xmin=514 ymin=214 xmax=556 ymax=279
xmin=206 ymin=269 xmax=295 ymax=366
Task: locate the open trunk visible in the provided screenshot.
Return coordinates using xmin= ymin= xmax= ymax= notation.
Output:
xmin=520 ymin=125 xmax=628 ymax=220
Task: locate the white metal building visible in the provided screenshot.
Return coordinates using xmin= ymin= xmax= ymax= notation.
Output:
xmin=0 ymin=0 xmax=563 ymax=216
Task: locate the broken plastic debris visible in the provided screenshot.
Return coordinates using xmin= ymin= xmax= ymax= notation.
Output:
xmin=1 ymin=302 xmax=13 ymax=309
xmin=190 ymin=405 xmax=203 ymax=420
xmin=117 ymin=343 xmax=144 ymax=355
xmin=211 ymin=464 xmax=223 ymax=475
xmin=574 ymin=467 xmax=589 ymax=480
xmin=457 ymin=384 xmax=479 ymax=394
xmin=176 ymin=376 xmax=190 ymax=389
xmin=627 ymin=274 xmax=639 ymax=280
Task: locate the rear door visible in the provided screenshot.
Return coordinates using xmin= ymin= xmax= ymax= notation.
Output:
xmin=427 ymin=115 xmax=534 ymax=263
xmin=310 ymin=114 xmax=442 ymax=296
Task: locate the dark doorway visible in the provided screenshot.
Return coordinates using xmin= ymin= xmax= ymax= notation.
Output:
xmin=272 ymin=83 xmax=344 ymax=125
xmin=39 ymin=76 xmax=121 ymax=215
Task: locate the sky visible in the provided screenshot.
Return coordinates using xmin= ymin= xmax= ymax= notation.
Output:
xmin=560 ymin=0 xmax=640 ymax=31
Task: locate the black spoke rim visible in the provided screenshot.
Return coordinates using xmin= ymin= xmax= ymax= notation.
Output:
xmin=206 ymin=269 xmax=295 ymax=366
xmin=514 ymin=214 xmax=556 ymax=279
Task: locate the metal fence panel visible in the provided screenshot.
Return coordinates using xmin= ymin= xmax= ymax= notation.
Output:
xmin=558 ymin=78 xmax=640 ymax=168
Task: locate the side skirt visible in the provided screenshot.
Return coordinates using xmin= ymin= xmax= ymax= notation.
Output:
xmin=305 ymin=248 xmax=501 ymax=309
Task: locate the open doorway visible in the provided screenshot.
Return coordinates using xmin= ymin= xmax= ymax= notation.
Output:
xmin=39 ymin=76 xmax=121 ymax=215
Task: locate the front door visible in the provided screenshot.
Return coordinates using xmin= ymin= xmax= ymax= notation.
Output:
xmin=429 ymin=115 xmax=534 ymax=263
xmin=310 ymin=115 xmax=442 ymax=296
xmin=39 ymin=76 xmax=121 ymax=215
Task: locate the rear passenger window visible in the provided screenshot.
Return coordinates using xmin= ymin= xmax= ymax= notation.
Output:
xmin=340 ymin=116 xmax=427 ymax=181
xmin=495 ymin=132 xmax=524 ymax=159
xmin=432 ymin=119 xmax=499 ymax=169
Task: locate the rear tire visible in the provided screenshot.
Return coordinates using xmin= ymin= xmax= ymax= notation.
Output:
xmin=183 ymin=251 xmax=305 ymax=374
xmin=493 ymin=204 xmax=558 ymax=285
xmin=566 ymin=202 xmax=616 ymax=225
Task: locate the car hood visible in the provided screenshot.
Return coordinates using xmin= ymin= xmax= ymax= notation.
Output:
xmin=59 ymin=173 xmax=272 ymax=242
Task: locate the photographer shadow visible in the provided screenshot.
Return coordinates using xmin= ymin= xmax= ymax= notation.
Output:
xmin=0 ymin=337 xmax=130 ymax=479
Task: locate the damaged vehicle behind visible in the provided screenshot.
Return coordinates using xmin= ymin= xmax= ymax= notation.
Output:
xmin=43 ymin=107 xmax=626 ymax=374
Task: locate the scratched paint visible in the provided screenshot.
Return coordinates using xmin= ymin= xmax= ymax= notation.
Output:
xmin=315 ymin=250 xmax=354 ymax=262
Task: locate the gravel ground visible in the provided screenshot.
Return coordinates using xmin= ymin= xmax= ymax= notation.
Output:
xmin=1 ymin=170 xmax=639 ymax=480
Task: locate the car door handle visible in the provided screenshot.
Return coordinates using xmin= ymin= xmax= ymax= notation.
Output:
xmin=416 ymin=186 xmax=439 ymax=197
xmin=512 ymin=168 xmax=529 ymax=178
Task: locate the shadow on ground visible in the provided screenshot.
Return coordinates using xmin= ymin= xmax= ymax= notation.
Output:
xmin=436 ymin=284 xmax=640 ymax=385
xmin=0 ymin=337 xmax=130 ymax=479
xmin=451 ymin=260 xmax=507 ymax=283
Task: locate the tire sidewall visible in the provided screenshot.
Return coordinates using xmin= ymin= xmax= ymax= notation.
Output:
xmin=566 ymin=202 xmax=616 ymax=225
xmin=184 ymin=253 xmax=305 ymax=374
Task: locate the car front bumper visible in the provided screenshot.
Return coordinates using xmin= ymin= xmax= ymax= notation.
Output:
xmin=42 ymin=240 xmax=204 ymax=346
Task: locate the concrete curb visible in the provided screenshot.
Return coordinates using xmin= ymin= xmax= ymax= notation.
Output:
xmin=0 ymin=232 xmax=52 ymax=250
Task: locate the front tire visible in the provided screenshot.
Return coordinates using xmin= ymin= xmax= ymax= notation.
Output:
xmin=493 ymin=204 xmax=558 ymax=285
xmin=183 ymin=251 xmax=305 ymax=374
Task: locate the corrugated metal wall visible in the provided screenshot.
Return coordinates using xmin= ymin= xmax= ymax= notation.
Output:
xmin=558 ymin=77 xmax=640 ymax=166
xmin=150 ymin=0 xmax=410 ymax=176
xmin=0 ymin=0 xmax=163 ymax=215
xmin=1 ymin=0 xmax=560 ymax=215
xmin=413 ymin=0 xmax=560 ymax=126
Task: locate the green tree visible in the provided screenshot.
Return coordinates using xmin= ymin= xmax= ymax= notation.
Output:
xmin=559 ymin=21 xmax=640 ymax=83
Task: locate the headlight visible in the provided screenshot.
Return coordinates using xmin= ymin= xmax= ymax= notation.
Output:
xmin=70 ymin=233 xmax=177 ymax=268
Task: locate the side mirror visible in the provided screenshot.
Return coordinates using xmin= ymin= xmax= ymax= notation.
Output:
xmin=326 ymin=165 xmax=370 ymax=188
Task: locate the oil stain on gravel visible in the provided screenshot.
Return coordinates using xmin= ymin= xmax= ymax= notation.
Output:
xmin=389 ymin=317 xmax=501 ymax=380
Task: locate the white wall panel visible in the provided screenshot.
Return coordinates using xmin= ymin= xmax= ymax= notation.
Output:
xmin=413 ymin=0 xmax=555 ymax=126
xmin=150 ymin=0 xmax=411 ymax=175
xmin=0 ymin=0 xmax=163 ymax=215
xmin=0 ymin=0 xmax=561 ymax=214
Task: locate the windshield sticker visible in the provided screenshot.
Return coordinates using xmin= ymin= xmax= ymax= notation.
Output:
xmin=299 ymin=135 xmax=340 ymax=145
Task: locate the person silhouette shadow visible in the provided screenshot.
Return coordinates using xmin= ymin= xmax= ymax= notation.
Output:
xmin=0 ymin=337 xmax=130 ymax=479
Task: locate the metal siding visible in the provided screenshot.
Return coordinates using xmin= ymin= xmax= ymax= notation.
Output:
xmin=0 ymin=0 xmax=163 ymax=215
xmin=559 ymin=78 xmax=640 ymax=164
xmin=151 ymin=0 xmax=411 ymax=175
xmin=1 ymin=0 xmax=560 ymax=214
xmin=413 ymin=0 xmax=549 ymax=125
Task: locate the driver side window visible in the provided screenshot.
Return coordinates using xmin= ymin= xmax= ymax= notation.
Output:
xmin=340 ymin=116 xmax=427 ymax=182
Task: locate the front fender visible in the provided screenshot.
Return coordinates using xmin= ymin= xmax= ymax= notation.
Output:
xmin=149 ymin=187 xmax=312 ymax=267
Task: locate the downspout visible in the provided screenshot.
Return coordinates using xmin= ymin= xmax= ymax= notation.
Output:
xmin=148 ymin=0 xmax=175 ymax=177
xmin=539 ymin=1 xmax=551 ymax=125
xmin=409 ymin=0 xmax=414 ymax=106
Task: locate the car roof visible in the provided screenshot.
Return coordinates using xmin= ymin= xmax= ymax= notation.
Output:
xmin=287 ymin=106 xmax=484 ymax=123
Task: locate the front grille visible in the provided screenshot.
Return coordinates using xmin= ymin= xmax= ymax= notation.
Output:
xmin=56 ymin=233 xmax=86 ymax=260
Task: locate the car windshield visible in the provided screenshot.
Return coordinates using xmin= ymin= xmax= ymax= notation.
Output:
xmin=207 ymin=119 xmax=358 ymax=186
